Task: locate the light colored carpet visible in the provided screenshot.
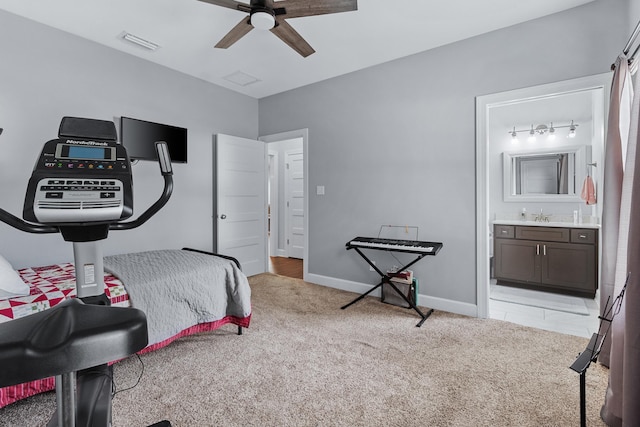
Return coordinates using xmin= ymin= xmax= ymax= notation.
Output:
xmin=0 ymin=273 xmax=608 ymax=426
xmin=491 ymin=284 xmax=590 ymax=315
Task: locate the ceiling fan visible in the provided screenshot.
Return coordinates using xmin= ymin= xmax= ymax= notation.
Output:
xmin=198 ymin=0 xmax=358 ymax=57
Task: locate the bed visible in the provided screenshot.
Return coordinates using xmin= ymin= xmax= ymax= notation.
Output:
xmin=0 ymin=248 xmax=252 ymax=408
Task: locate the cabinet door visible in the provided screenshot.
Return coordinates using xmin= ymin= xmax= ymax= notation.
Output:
xmin=494 ymin=239 xmax=540 ymax=283
xmin=540 ymin=242 xmax=596 ymax=293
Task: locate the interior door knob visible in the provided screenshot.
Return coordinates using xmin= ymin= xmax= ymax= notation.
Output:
xmin=220 ymin=214 xmax=227 ymax=219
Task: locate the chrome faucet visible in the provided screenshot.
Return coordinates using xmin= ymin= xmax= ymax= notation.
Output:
xmin=533 ymin=209 xmax=550 ymax=222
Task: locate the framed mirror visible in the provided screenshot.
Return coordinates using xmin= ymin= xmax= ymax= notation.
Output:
xmin=503 ymin=145 xmax=592 ymax=202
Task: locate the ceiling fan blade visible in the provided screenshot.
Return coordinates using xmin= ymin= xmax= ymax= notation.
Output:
xmin=215 ymin=17 xmax=254 ymax=49
xmin=198 ymin=0 xmax=252 ymax=13
xmin=275 ymin=0 xmax=357 ymax=19
xmin=270 ymin=18 xmax=315 ymax=57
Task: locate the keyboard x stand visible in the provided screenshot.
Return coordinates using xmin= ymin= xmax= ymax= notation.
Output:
xmin=341 ymin=239 xmax=443 ymax=327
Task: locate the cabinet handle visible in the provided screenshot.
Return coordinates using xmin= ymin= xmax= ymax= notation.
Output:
xmin=579 ymin=234 xmax=587 ymax=239
xmin=543 ymin=244 xmax=547 ymax=256
xmin=536 ymin=244 xmax=540 ymax=255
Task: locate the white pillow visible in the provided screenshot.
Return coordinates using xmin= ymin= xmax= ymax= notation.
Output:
xmin=0 ymin=254 xmax=30 ymax=298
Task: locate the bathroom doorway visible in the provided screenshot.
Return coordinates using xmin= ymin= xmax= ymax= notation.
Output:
xmin=476 ymin=73 xmax=611 ymax=336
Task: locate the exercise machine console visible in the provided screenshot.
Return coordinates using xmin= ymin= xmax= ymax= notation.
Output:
xmin=0 ymin=117 xmax=173 ymax=427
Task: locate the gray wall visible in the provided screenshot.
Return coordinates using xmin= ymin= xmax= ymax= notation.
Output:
xmin=0 ymin=10 xmax=258 ymax=269
xmin=258 ymin=0 xmax=628 ymax=306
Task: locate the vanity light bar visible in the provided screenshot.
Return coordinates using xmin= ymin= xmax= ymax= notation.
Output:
xmin=509 ymin=121 xmax=578 ymax=140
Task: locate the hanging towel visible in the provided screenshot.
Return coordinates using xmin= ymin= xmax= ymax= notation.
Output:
xmin=581 ymin=175 xmax=597 ymax=205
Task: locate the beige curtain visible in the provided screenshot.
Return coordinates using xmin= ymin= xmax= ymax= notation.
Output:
xmin=600 ymin=54 xmax=640 ymax=426
xmin=621 ymin=76 xmax=640 ymax=425
xmin=599 ymin=56 xmax=630 ymax=368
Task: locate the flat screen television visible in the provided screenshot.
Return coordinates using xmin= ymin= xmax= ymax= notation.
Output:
xmin=120 ymin=116 xmax=187 ymax=163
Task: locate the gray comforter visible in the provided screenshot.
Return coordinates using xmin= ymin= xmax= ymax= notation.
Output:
xmin=104 ymin=249 xmax=251 ymax=346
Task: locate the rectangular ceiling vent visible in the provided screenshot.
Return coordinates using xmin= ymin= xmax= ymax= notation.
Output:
xmin=223 ymin=71 xmax=261 ymax=87
xmin=121 ymin=32 xmax=160 ymax=51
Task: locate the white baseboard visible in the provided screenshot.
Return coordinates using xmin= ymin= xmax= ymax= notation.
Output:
xmin=305 ymin=273 xmax=478 ymax=318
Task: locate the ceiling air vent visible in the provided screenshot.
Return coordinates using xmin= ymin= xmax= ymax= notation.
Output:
xmin=223 ymin=71 xmax=261 ymax=87
xmin=121 ymin=32 xmax=160 ymax=51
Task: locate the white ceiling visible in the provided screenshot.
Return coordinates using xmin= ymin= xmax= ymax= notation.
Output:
xmin=0 ymin=0 xmax=595 ymax=99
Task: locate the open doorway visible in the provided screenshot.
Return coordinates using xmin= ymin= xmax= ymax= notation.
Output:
xmin=476 ymin=73 xmax=610 ymax=337
xmin=261 ymin=130 xmax=308 ymax=280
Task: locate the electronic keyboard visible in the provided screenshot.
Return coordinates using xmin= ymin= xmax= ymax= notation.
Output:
xmin=346 ymin=237 xmax=443 ymax=254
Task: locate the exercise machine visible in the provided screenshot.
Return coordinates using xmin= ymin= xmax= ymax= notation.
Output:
xmin=0 ymin=117 xmax=173 ymax=427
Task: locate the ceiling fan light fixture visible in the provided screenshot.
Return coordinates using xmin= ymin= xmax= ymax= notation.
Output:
xmin=251 ymin=10 xmax=276 ymax=30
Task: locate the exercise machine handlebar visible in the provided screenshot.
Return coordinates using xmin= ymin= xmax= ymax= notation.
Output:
xmin=0 ymin=208 xmax=58 ymax=234
xmin=110 ymin=142 xmax=173 ymax=231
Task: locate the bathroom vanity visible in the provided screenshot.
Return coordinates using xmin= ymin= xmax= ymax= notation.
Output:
xmin=493 ymin=221 xmax=599 ymax=298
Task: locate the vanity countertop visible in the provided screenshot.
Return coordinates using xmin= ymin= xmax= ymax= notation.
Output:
xmin=492 ymin=219 xmax=600 ymax=229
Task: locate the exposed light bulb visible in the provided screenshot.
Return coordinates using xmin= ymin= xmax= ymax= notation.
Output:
xmin=568 ymin=120 xmax=577 ymax=138
xmin=528 ymin=125 xmax=536 ymax=142
xmin=510 ymin=127 xmax=517 ymax=141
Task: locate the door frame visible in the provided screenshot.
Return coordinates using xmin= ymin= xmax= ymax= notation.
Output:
xmin=260 ymin=129 xmax=309 ymax=280
xmin=475 ymin=73 xmax=611 ymax=318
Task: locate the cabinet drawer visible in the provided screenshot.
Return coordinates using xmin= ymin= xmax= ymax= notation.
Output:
xmin=515 ymin=226 xmax=569 ymax=242
xmin=494 ymin=225 xmax=514 ymax=239
xmin=571 ymin=229 xmax=597 ymax=244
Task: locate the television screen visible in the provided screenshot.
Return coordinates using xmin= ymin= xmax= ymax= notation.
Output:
xmin=120 ymin=116 xmax=187 ymax=163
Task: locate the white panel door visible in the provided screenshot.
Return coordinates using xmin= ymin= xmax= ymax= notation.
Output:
xmin=285 ymin=149 xmax=304 ymax=259
xmin=214 ymin=134 xmax=267 ymax=277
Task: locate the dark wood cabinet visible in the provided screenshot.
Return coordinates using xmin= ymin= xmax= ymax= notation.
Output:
xmin=493 ymin=224 xmax=598 ymax=298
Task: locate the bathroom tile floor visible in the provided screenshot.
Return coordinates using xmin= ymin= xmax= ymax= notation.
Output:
xmin=489 ymin=281 xmax=600 ymax=338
